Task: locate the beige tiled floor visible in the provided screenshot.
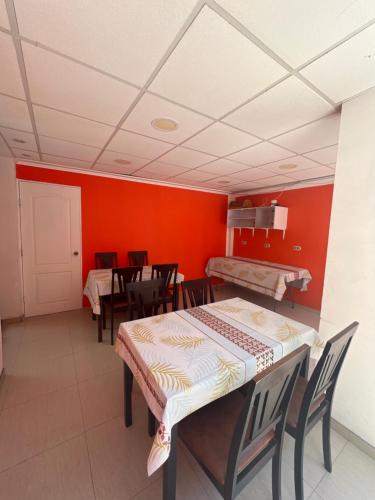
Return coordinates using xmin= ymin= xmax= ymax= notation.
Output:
xmin=0 ymin=284 xmax=374 ymax=499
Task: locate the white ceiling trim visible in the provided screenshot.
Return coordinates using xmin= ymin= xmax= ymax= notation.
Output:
xmin=231 ymin=175 xmax=334 ymax=196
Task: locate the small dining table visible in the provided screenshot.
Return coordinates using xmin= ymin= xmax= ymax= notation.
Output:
xmin=115 ymin=297 xmax=323 ymax=499
xmin=83 ymin=266 xmax=185 ymax=342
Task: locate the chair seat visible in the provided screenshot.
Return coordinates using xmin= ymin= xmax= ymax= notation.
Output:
xmin=179 ymin=390 xmax=275 ymax=485
xmin=287 ymin=376 xmax=325 ymax=428
xmin=103 ymin=293 xmax=129 ymax=309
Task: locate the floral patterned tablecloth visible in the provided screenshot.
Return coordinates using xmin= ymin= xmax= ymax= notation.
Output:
xmin=206 ymin=256 xmax=312 ymax=301
xmin=115 ymin=297 xmax=322 ymax=476
xmin=83 ymin=266 xmax=184 ymax=315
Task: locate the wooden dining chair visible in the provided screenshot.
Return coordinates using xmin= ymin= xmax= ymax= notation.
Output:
xmin=128 ymin=250 xmax=148 ymax=266
xmin=179 ymin=344 xmax=310 ymax=500
xmin=285 ymin=321 xmax=359 ymax=500
xmin=95 ymin=251 xmax=118 ymax=269
xmin=103 ymin=266 xmax=142 ymax=345
xmin=151 ymin=263 xmax=178 ymax=312
xmin=124 ymin=278 xmax=164 ymax=436
xmin=181 ymin=277 xmax=215 ymax=308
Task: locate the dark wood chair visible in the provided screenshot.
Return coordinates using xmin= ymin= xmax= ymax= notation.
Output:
xmin=151 ymin=263 xmax=178 ymax=312
xmin=285 ymin=321 xmax=359 ymax=500
xmin=128 ymin=250 xmax=148 ymax=266
xmin=124 ymin=278 xmax=164 ymax=436
xmin=103 ymin=266 xmax=142 ymax=345
xmin=179 ymin=344 xmax=310 ymax=500
xmin=95 ymin=251 xmax=118 ymax=269
xmin=181 ymin=277 xmax=215 ymax=308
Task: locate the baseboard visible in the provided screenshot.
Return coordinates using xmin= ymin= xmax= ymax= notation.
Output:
xmin=332 ymin=418 xmax=375 ymax=460
xmin=1 ymin=316 xmax=24 ymax=324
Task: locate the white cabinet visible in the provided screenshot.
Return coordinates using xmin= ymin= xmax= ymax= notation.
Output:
xmin=227 ymin=206 xmax=288 ymax=237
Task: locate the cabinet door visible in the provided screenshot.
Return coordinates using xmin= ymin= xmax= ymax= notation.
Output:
xmin=255 ymin=207 xmax=275 ymax=228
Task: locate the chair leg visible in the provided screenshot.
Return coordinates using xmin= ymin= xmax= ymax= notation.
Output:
xmin=148 ymin=408 xmax=156 ymax=437
xmin=110 ymin=307 xmax=114 ymax=346
xmin=322 ymin=411 xmax=333 ymax=472
xmin=102 ymin=303 xmax=106 ymax=330
xmin=294 ymin=433 xmax=306 ymax=500
xmin=272 ymin=447 xmax=282 ymax=500
xmin=124 ymin=362 xmax=133 ymax=427
xmin=92 ymin=313 xmax=96 ymax=321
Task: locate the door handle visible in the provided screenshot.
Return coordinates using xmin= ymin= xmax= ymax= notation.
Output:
xmin=73 ymin=251 xmax=79 ymax=256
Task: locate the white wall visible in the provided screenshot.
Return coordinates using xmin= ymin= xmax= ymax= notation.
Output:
xmin=320 ymin=87 xmax=375 ymax=447
xmin=0 ymin=157 xmax=23 ymax=319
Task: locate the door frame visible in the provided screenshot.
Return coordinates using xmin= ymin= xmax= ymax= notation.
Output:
xmin=17 ymin=179 xmax=83 ymax=317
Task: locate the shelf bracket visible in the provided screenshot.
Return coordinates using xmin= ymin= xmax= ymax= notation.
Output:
xmin=251 ymin=228 xmax=255 ymax=238
xmin=265 ymin=228 xmax=269 ymax=239
xmin=282 ymin=230 xmax=286 ymax=240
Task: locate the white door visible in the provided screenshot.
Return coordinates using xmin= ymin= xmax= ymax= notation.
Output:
xmin=19 ymin=181 xmax=82 ymax=317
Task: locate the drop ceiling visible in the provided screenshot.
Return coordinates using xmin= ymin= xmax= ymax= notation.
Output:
xmin=1 ymin=1 xmax=375 ymax=193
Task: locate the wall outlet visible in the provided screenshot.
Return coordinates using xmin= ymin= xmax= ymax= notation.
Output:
xmin=241 ymin=240 xmax=248 ymax=246
xmin=293 ymin=245 xmax=302 ymax=251
xmin=264 ymin=243 xmax=271 ymax=248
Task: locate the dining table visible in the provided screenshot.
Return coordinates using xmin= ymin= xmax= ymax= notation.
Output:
xmin=115 ymin=296 xmax=323 ymax=499
xmin=83 ymin=266 xmax=185 ymax=342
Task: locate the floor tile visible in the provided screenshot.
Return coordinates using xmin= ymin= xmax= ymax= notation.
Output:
xmin=78 ymin=368 xmax=123 ymax=429
xmin=74 ymin=342 xmax=122 ymax=382
xmin=316 ymin=442 xmax=375 ymax=500
xmin=2 ymin=353 xmax=77 ymax=409
xmin=282 ymin=422 xmax=347 ymax=489
xmin=0 ymin=435 xmax=95 ymax=500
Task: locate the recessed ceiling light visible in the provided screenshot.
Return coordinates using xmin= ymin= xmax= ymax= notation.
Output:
xmin=151 ymin=117 xmax=178 ymax=132
xmin=218 ymin=180 xmax=231 ymax=184
xmin=13 ymin=138 xmax=26 ymax=144
xmin=22 ymin=153 xmax=31 ymax=157
xmin=278 ymin=163 xmax=297 ymax=170
xmin=114 ymin=159 xmax=131 ymax=165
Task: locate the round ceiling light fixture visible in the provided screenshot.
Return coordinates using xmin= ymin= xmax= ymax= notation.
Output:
xmin=114 ymin=159 xmax=131 ymax=165
xmin=278 ymin=163 xmax=297 ymax=170
xmin=151 ymin=117 xmax=178 ymax=132
xmin=13 ymin=138 xmax=26 ymax=144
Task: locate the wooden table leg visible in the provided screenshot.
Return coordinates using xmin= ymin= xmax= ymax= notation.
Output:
xmin=124 ymin=362 xmax=133 ymax=427
xmin=163 ymin=425 xmax=178 ymax=500
xmin=97 ymin=297 xmax=103 ymax=343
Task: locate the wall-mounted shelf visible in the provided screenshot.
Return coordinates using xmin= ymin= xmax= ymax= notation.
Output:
xmin=227 ymin=206 xmax=288 ymax=239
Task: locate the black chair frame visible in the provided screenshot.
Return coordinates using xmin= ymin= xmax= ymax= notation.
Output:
xmin=286 ymin=321 xmax=359 ymax=500
xmin=181 ymin=277 xmax=215 ymax=309
xmin=181 ymin=345 xmax=310 ymax=500
xmin=128 ymin=250 xmax=148 ymax=267
xmin=95 ymin=251 xmax=118 ymax=269
xmin=151 ymin=263 xmax=178 ymax=312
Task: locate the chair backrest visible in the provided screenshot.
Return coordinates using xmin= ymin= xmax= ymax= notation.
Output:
xmin=151 ymin=263 xmax=178 ymax=289
xmin=302 ymin=321 xmax=359 ymax=418
xmin=128 ymin=251 xmax=148 ymax=266
xmin=226 ymin=344 xmax=310 ymax=486
xmin=111 ymin=266 xmax=142 ymax=297
xmin=181 ymin=278 xmax=215 ymax=308
xmin=95 ymin=252 xmax=118 ymax=269
xmin=126 ymin=278 xmax=163 ymax=319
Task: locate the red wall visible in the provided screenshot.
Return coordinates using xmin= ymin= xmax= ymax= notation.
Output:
xmin=233 ymin=184 xmax=333 ymax=311
xmin=16 ymin=164 xmax=228 ymax=303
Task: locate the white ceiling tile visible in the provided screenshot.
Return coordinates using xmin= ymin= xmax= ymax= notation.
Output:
xmin=0 ymin=94 xmax=32 ymax=131
xmin=259 ymin=156 xmax=323 ymax=175
xmin=13 ymin=148 xmax=40 ymax=160
xmin=304 ymin=145 xmax=338 ymax=165
xmin=22 ymin=42 xmax=139 ymax=125
xmin=0 ymin=1 xmax=9 ymax=29
xmin=134 ymin=170 xmax=170 ymax=181
xmin=158 ymin=147 xmax=216 ymax=168
xmin=0 ymin=127 xmax=37 ymax=151
xmin=33 ymin=106 xmax=114 ymax=147
xmin=123 ymin=93 xmax=212 ymax=144
xmin=0 ymin=134 xmax=12 ymax=156
xmin=228 ymin=142 xmax=293 ymax=166
xmin=232 ymin=167 xmax=275 ymax=182
xmin=287 ymin=165 xmax=335 ymax=180
xmin=252 ymin=175 xmax=295 ymax=187
xmin=0 ymin=32 xmax=25 ymax=98
xmin=42 ymin=154 xmax=92 ymax=169
xmin=39 ymin=136 xmax=100 ymax=161
xmin=272 ymin=114 xmax=340 ymax=153
xmin=137 ymin=161 xmax=188 ymax=177
xmin=97 ymin=150 xmax=149 ymax=171
xmin=229 ymin=181 xmax=262 ymax=193
xmin=204 ymin=176 xmax=243 ymax=187
xmin=171 ymin=170 xmax=216 ymax=182
xmin=197 ymin=158 xmax=250 ymax=175
xmin=328 ymin=163 xmax=336 ymax=169
xmin=14 ymin=0 xmax=197 ymax=86
xmin=301 ymin=24 xmax=375 ymax=103
xmin=224 ymin=76 xmax=334 ymax=139
xmin=108 ymin=129 xmax=173 ymax=160
xmin=150 ymin=6 xmax=287 ymax=118
xmin=184 ymin=122 xmax=260 ymax=156
xmin=216 ymin=0 xmax=375 ymax=67
xmin=94 ymin=162 xmax=139 ymax=176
